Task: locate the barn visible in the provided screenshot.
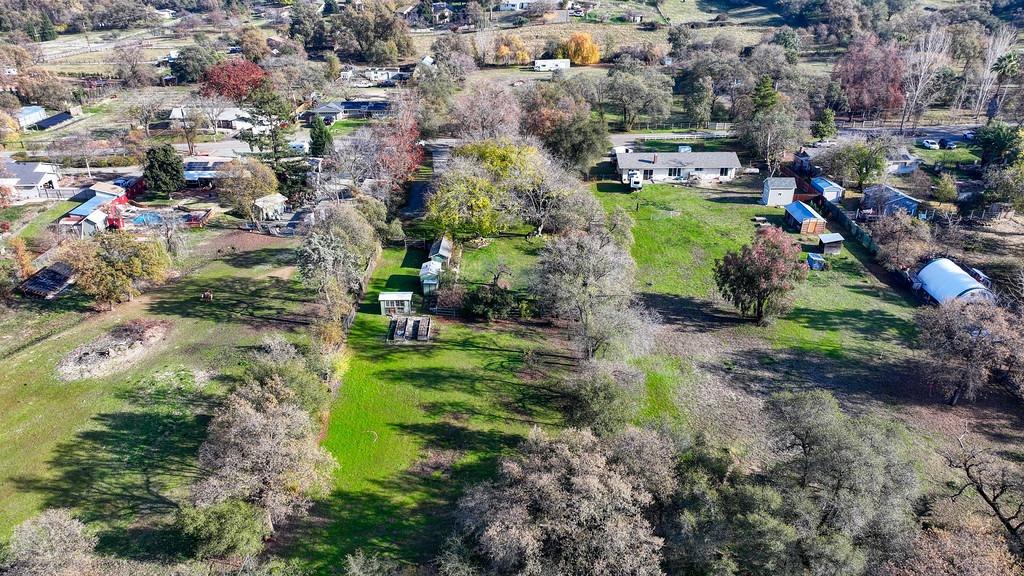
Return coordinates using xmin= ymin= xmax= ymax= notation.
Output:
xmin=784 ymin=201 xmax=827 ymax=234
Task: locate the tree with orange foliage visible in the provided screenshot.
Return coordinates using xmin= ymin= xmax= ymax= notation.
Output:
xmin=9 ymin=237 xmax=34 ymax=279
xmin=564 ymin=32 xmax=600 ymax=65
xmin=493 ymin=34 xmax=531 ymax=66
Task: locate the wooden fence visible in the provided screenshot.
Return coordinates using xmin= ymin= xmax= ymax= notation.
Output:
xmin=813 ymin=197 xmax=880 ymax=254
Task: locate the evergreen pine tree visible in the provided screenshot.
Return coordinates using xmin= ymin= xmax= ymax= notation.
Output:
xmin=24 ymin=21 xmax=38 ymax=41
xmin=39 ymin=16 xmax=58 ymax=41
xmin=751 ymin=75 xmax=778 ymax=113
xmin=308 ymin=115 xmax=334 ymax=157
xmin=811 ymin=108 xmax=838 ymax=140
xmin=143 ymin=144 xmax=186 ymax=197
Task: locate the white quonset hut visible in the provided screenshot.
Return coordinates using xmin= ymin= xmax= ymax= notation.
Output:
xmin=916 ymin=258 xmax=994 ymax=304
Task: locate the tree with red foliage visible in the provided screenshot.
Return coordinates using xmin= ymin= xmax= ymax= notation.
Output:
xmin=833 ymin=34 xmax=905 ymax=119
xmin=370 ymin=95 xmax=424 ymax=197
xmin=714 ymin=226 xmax=807 ymax=324
xmin=201 ymin=59 xmax=268 ymax=102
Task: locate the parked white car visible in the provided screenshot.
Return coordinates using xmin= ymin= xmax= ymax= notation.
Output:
xmin=920 ymin=139 xmax=939 ymax=150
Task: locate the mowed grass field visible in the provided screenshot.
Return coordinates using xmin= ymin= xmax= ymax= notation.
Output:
xmin=0 ymin=232 xmax=312 ymax=557
xmin=594 ymin=181 xmax=918 ymax=361
xmin=289 ymin=246 xmax=565 ymax=572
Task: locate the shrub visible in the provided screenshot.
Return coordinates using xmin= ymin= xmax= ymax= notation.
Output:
xmin=465 ymin=284 xmax=516 ymax=321
xmin=176 ymin=500 xmax=269 ymax=559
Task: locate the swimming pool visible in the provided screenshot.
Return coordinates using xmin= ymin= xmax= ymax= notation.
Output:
xmin=132 ymin=212 xmax=164 ymax=226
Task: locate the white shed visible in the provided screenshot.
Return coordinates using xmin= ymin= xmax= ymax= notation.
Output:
xmin=420 ymin=260 xmax=442 ymax=295
xmin=379 ymin=291 xmax=414 ymax=315
xmin=429 ymin=236 xmax=453 ymax=264
xmin=253 ymin=193 xmax=288 ymax=221
xmin=916 ymin=258 xmax=994 ymax=303
xmin=761 ymin=177 xmax=797 ymax=206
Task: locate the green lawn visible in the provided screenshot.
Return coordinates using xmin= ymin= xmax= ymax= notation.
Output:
xmin=0 ymin=234 xmax=311 ymax=556
xmin=12 ymin=200 xmax=78 ymax=248
xmin=328 ymin=118 xmax=370 ymax=136
xmin=289 ymin=246 xmax=563 ymax=571
xmin=913 ymin=145 xmax=981 ymax=166
xmin=458 ymin=235 xmax=542 ymax=290
xmin=595 ymin=182 xmax=917 ymax=361
xmin=0 ymin=204 xmax=31 ymax=224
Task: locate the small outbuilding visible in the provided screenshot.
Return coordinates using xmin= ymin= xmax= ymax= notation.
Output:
xmin=818 ymin=232 xmax=844 ymax=255
xmin=784 ymin=201 xmax=826 ymax=234
xmin=915 ymin=258 xmax=994 ymax=304
xmin=863 ymin=184 xmax=922 ymax=216
xmin=253 ymin=193 xmax=288 ymax=221
xmin=761 ymin=177 xmax=797 ymax=207
xmin=811 ymin=177 xmax=845 ymax=202
xmin=379 ymin=291 xmax=414 ymax=315
xmin=420 ymin=260 xmax=442 ymax=295
xmin=429 ymin=236 xmax=453 ymax=265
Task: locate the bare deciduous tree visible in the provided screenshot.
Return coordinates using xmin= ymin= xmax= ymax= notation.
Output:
xmin=192 ymin=388 xmax=337 ymax=532
xmin=900 ymin=26 xmax=951 ymax=132
xmin=869 ymin=212 xmax=933 ymax=271
xmin=457 ymin=428 xmax=666 ymax=576
xmin=917 ymin=299 xmax=1024 ymax=405
xmin=125 ymin=94 xmax=165 ymax=137
xmin=533 ymin=233 xmax=637 ymax=358
xmin=451 ymin=81 xmax=522 ymax=140
xmin=945 ymin=427 xmax=1024 ymax=546
xmin=193 ymin=94 xmax=232 ymax=142
xmin=971 ymin=26 xmax=1016 ymax=119
xmin=1 ymin=509 xmax=97 ymax=576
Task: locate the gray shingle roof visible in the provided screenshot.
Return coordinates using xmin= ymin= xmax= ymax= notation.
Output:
xmin=4 ymin=161 xmax=58 ymax=188
xmin=616 ymin=152 xmax=741 ymax=171
xmin=765 ymin=177 xmax=796 ymax=189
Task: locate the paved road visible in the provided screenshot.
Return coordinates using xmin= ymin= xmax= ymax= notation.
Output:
xmin=610 ymin=124 xmax=982 ymax=149
xmin=608 ymin=131 xmax=732 ymax=146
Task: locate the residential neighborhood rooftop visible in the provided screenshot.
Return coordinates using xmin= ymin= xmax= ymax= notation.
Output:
xmin=615 ymin=152 xmax=742 ymax=170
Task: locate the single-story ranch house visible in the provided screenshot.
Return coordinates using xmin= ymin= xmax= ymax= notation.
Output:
xmin=616 ymin=151 xmax=741 ymax=183
xmin=307 ymin=101 xmax=392 ymax=123
xmin=1 ymin=161 xmax=61 ymax=201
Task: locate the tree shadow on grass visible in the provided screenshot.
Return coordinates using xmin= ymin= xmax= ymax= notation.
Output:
xmin=401 ymin=248 xmax=428 ymax=269
xmin=595 ymin=182 xmax=631 ymax=194
xmin=219 ymin=246 xmax=298 ymax=270
xmin=11 ymin=372 xmax=216 ymax=561
xmin=281 ymin=425 xmax=523 ymax=570
xmin=146 ymin=275 xmax=313 ymax=328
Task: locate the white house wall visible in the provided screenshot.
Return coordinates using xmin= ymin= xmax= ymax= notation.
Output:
xmin=619 ymin=167 xmax=736 ymax=183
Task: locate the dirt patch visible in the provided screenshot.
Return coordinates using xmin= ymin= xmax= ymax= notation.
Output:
xmin=198 ymin=229 xmax=292 ymax=258
xmin=57 ymin=319 xmax=171 ymax=381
